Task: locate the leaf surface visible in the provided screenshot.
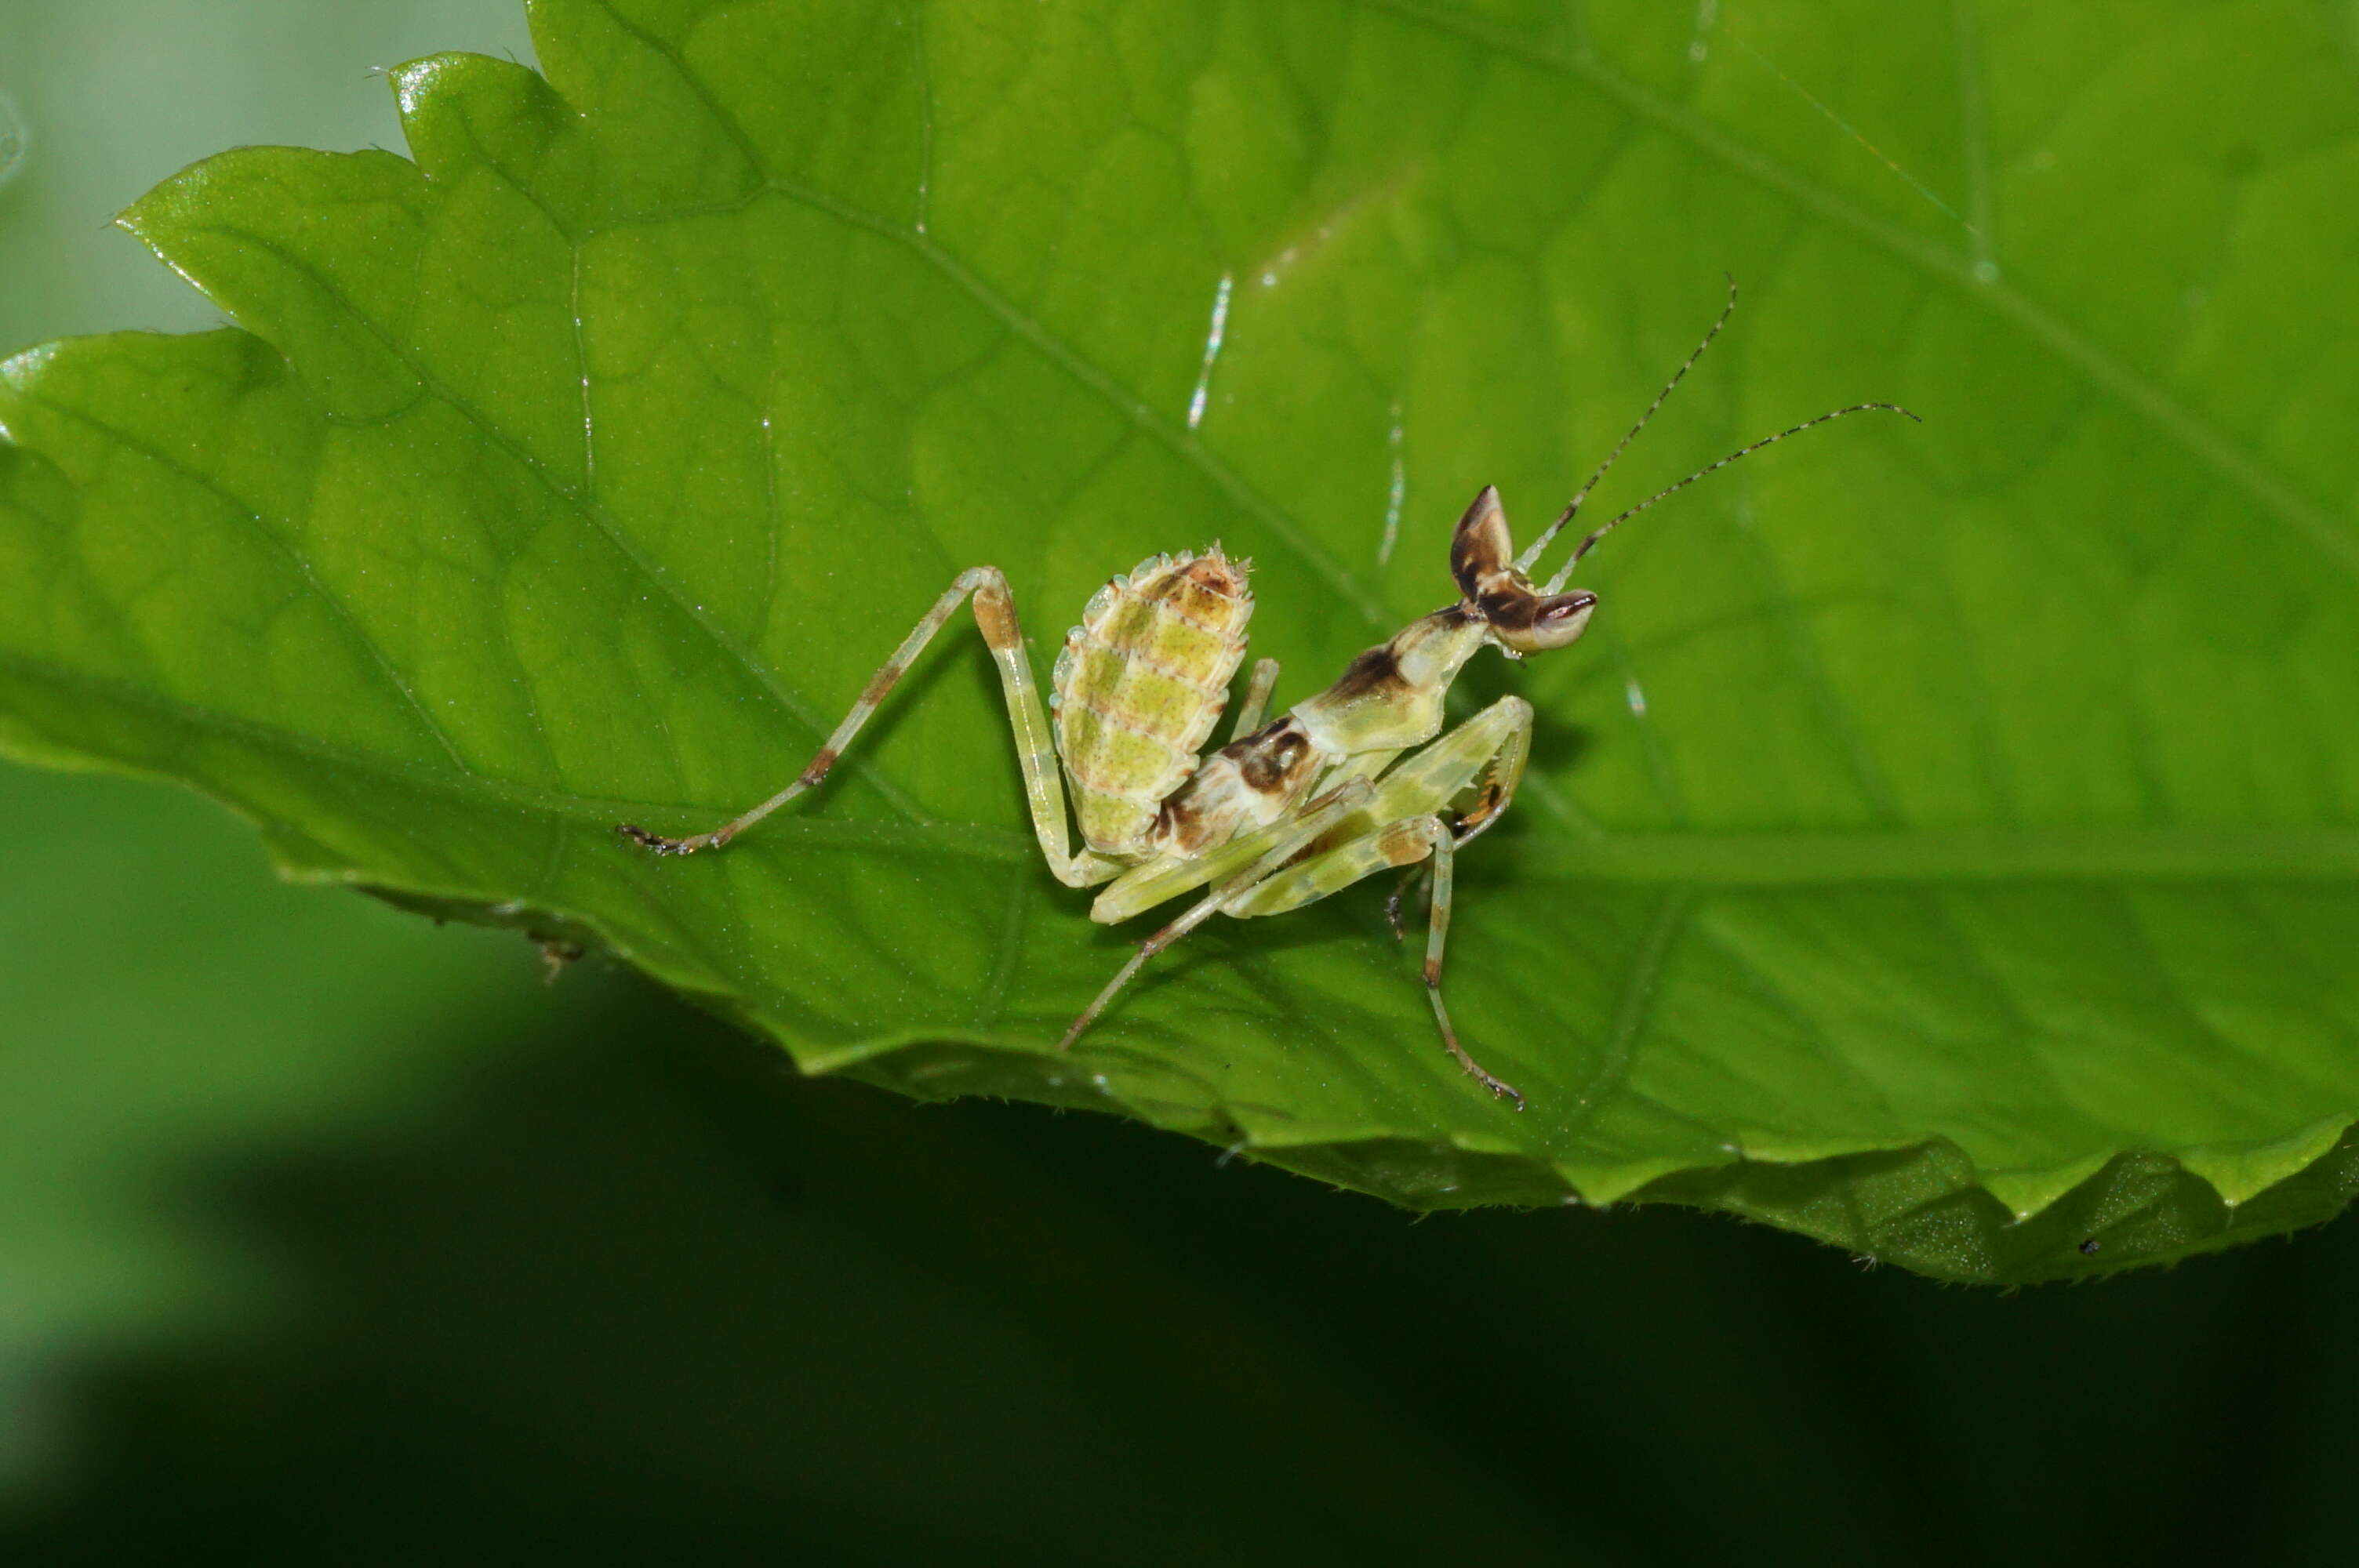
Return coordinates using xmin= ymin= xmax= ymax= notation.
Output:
xmin=5 ymin=0 xmax=2359 ymax=1280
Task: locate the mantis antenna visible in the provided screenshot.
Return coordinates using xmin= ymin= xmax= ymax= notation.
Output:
xmin=1514 ymin=276 xmax=1740 ymax=575
xmin=1512 ymin=276 xmax=1920 ymax=593
xmin=1539 ymin=400 xmax=1921 ymax=593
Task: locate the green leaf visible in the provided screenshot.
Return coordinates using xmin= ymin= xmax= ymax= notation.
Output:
xmin=4 ymin=0 xmax=2357 ymax=1283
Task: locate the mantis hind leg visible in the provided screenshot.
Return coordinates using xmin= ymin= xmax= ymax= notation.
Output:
xmin=617 ymin=567 xmax=1124 ymax=888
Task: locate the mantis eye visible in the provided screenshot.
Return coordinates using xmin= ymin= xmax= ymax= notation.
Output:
xmin=1493 ymin=590 xmax=1598 ymax=654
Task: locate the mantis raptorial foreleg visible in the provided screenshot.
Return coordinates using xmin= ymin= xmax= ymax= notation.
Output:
xmin=1385 ymin=681 xmax=1531 ymax=935
xmin=1232 ymin=698 xmax=1532 ymax=920
xmin=619 ymin=567 xmax=1126 ymax=888
xmin=1221 ymin=696 xmax=1536 ymax=1103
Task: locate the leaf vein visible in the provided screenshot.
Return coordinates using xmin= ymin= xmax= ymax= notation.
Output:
xmin=191 ymin=220 xmax=934 ymax=821
xmin=1347 ymin=0 xmax=2359 ymax=581
xmin=18 ymin=385 xmax=477 ymax=778
xmin=1562 ymin=884 xmax=1692 ymax=1132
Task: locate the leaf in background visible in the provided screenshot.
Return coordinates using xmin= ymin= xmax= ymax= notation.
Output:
xmin=2 ymin=0 xmax=2357 ymax=1283
xmin=0 ymin=764 xmax=536 ymax=1363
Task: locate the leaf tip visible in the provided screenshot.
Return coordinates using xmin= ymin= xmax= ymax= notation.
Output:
xmin=386 ymin=55 xmax=453 ymax=121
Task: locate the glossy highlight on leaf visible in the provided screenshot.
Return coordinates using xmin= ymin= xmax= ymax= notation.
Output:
xmin=3 ymin=0 xmax=2357 ymax=1283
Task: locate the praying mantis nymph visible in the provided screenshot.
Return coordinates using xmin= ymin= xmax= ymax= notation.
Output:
xmin=619 ymin=280 xmax=1917 ymax=1109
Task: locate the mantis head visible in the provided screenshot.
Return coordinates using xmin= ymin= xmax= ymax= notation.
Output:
xmin=1448 ymin=486 xmax=1598 ymax=657
xmin=1437 ymin=280 xmax=1920 ymax=666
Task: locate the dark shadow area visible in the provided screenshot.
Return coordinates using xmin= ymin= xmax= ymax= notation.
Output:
xmin=4 ymin=970 xmax=2351 ymax=1564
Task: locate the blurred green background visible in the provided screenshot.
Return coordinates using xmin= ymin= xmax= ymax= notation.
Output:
xmin=3 ymin=2 xmax=2356 ymax=1560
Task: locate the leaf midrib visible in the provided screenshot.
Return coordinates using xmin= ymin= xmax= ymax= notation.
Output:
xmin=10 ymin=633 xmax=2348 ymax=890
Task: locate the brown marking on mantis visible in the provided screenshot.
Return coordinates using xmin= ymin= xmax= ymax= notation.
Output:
xmin=1236 ymin=722 xmax=1311 ymax=794
xmin=1149 ymin=717 xmax=1318 ymax=856
xmin=1152 ymin=554 xmax=1252 ymax=630
xmin=1325 ymin=645 xmax=1412 ymax=705
xmin=1150 ymin=792 xmax=1205 ymax=848
xmin=972 ymin=583 xmax=1022 ymax=650
xmin=1376 ymin=819 xmax=1434 ymax=864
